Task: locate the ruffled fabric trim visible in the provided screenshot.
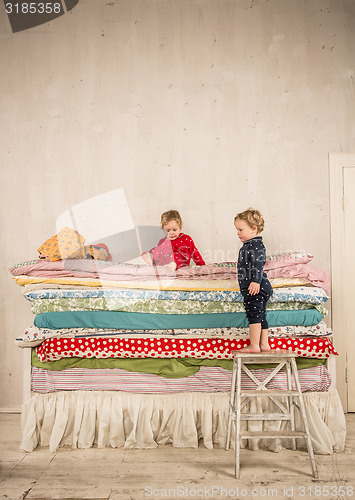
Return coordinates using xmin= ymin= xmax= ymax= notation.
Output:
xmin=21 ymin=390 xmax=345 ymax=454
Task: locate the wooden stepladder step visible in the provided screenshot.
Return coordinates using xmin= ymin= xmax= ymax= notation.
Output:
xmin=225 ymin=350 xmax=319 ymax=479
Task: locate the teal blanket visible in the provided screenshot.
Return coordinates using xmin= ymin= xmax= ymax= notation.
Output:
xmin=34 ymin=309 xmax=323 ymax=330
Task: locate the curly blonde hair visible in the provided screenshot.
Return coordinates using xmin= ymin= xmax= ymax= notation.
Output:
xmin=160 ymin=210 xmax=183 ymax=228
xmin=234 ymin=208 xmax=265 ymax=233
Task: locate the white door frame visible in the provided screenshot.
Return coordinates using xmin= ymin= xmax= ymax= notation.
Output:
xmin=329 ymin=153 xmax=355 ymax=412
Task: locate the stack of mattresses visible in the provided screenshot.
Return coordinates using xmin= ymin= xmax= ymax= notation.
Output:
xmin=9 ymin=250 xmax=345 ymax=453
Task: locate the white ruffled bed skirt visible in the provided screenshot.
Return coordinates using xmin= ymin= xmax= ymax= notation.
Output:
xmin=21 ymin=390 xmax=346 ymax=454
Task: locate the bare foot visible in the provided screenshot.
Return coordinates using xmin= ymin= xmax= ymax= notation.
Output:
xmin=260 ymin=343 xmax=271 ymax=352
xmin=237 ymin=345 xmax=261 ymax=353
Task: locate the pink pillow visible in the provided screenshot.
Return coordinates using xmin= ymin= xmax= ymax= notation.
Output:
xmin=265 ymin=251 xmax=313 ymax=271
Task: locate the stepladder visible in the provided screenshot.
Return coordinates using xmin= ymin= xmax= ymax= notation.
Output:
xmin=225 ymin=350 xmax=319 ymax=479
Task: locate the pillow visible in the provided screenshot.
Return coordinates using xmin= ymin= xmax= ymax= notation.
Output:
xmin=37 ymin=227 xmax=86 ymax=261
xmin=212 ymin=251 xmax=313 ymax=270
xmin=37 ymin=228 xmax=111 ymax=262
xmin=84 ymin=243 xmax=111 ymax=261
xmin=264 ymin=251 xmax=313 ymax=271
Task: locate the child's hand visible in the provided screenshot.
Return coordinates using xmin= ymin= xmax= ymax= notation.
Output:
xmin=141 ymin=252 xmax=153 ymax=265
xmin=164 ymin=262 xmax=177 ymax=276
xmin=248 ymin=282 xmax=260 ymax=295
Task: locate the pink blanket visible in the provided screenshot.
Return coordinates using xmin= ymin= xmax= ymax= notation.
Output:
xmin=266 ymin=264 xmax=330 ymax=294
xmin=9 ymin=259 xmax=330 ymax=291
xmin=9 ymin=260 xmax=237 ymax=281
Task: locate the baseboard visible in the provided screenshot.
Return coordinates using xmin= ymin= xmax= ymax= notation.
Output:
xmin=0 ymin=406 xmax=21 ymax=413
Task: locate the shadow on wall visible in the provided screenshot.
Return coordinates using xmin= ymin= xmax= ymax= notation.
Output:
xmin=55 ymin=187 xmax=163 ymax=264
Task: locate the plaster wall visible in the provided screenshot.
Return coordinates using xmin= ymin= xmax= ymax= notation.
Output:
xmin=0 ymin=0 xmax=354 ymax=408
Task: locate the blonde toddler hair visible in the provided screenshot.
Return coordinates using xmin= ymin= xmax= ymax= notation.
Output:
xmin=234 ymin=208 xmax=265 ymax=233
xmin=160 ymin=210 xmax=183 ymax=229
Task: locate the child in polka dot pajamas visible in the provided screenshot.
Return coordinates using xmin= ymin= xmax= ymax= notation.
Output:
xmin=141 ymin=209 xmax=205 ymax=275
xmin=234 ymin=208 xmax=273 ymax=353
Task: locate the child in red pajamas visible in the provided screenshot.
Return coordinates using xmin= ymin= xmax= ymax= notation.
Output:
xmin=141 ymin=210 xmax=205 ymax=274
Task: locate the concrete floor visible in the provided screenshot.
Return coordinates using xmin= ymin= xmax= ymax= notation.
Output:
xmin=0 ymin=413 xmax=354 ymax=500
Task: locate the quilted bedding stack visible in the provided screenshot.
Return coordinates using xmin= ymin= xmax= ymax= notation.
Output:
xmin=9 ymin=246 xmax=345 ymax=453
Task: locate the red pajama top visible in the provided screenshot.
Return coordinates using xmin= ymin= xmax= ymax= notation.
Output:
xmin=149 ymin=233 xmax=205 ymax=269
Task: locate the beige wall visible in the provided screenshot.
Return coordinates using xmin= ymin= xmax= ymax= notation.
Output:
xmin=1 ymin=0 xmax=354 ymax=409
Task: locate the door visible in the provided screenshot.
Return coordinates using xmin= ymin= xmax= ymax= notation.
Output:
xmin=329 ymin=154 xmax=355 ymax=412
xmin=344 ymin=167 xmax=355 ymax=411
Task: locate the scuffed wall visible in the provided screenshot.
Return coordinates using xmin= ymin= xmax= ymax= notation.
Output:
xmin=0 ymin=0 xmax=354 ymax=408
